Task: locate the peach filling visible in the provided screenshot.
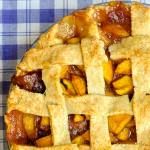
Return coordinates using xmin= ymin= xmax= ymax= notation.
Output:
xmin=108 ymin=114 xmax=137 ymax=144
xmin=103 ymin=59 xmax=133 ymax=96
xmin=6 ymin=110 xmax=90 ymax=147
xmin=57 ymin=10 xmax=94 ymax=43
xmin=94 ymin=1 xmax=131 ymax=45
xmin=60 ymin=65 xmax=87 ymax=96
xmin=12 ymin=70 xmax=46 ymax=94
xmin=6 ymin=110 xmax=52 ymax=147
xmin=68 ymin=114 xmax=90 ymax=145
xmin=57 ymin=2 xmax=131 ymax=46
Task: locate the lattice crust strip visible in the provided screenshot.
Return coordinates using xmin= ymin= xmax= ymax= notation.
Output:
xmin=109 ymin=36 xmax=150 ymax=94
xmin=7 ymin=91 xmax=138 ymax=150
xmin=6 ymin=36 xmax=150 ymax=149
xmin=16 ymin=37 xmax=106 ymax=96
xmin=6 ymin=75 xmax=137 ymax=150
xmin=16 ymin=44 xmax=83 ymax=73
xmin=10 ymin=144 xmax=79 ymax=150
xmin=6 ymin=37 xmax=150 ymax=149
xmin=81 ymin=38 xmax=107 ymax=94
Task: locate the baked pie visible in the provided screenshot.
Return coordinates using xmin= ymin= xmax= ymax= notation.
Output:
xmin=5 ymin=1 xmax=150 ymax=150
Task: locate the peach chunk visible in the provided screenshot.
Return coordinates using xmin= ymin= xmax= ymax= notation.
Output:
xmin=71 ymin=75 xmax=86 ymax=95
xmin=35 ymin=135 xmax=53 ymax=147
xmin=117 ymin=128 xmax=130 ymax=141
xmin=72 ymin=135 xmax=85 ymax=145
xmin=102 ymin=24 xmax=129 ymax=37
xmin=112 ymin=75 xmax=133 ymax=95
xmin=72 ymin=130 xmax=90 ymax=145
xmin=115 ymin=85 xmax=133 ymax=95
xmin=61 ymin=83 xmax=70 ymax=95
xmin=115 ymin=60 xmax=131 ymax=75
xmin=23 ymin=114 xmax=37 ymax=140
xmin=40 ymin=117 xmax=50 ymax=127
xmin=112 ymin=75 xmax=132 ymax=89
xmin=60 ymin=66 xmax=69 ymax=78
xmin=67 ymin=37 xmax=80 ymax=44
xmin=61 ymin=79 xmax=76 ymax=95
xmin=74 ymin=115 xmax=85 ymax=122
xmin=82 ymin=130 xmax=90 ymax=142
xmin=103 ymin=60 xmax=113 ymax=84
xmin=108 ymin=114 xmax=132 ymax=134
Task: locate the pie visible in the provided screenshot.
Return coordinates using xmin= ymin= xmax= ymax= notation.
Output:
xmin=5 ymin=1 xmax=150 ymax=150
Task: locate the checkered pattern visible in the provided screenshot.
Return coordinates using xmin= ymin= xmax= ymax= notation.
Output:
xmin=0 ymin=0 xmax=150 ymax=149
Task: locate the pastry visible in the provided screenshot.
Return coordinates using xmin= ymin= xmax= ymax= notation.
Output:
xmin=5 ymin=1 xmax=150 ymax=150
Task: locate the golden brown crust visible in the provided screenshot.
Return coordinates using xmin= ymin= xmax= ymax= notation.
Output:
xmin=132 ymin=3 xmax=150 ymax=36
xmin=7 ymin=85 xmax=47 ymax=116
xmin=57 ymin=15 xmax=76 ymax=40
xmin=90 ymin=95 xmax=132 ymax=149
xmin=35 ymin=24 xmax=63 ymax=49
xmin=109 ymin=36 xmax=150 ymax=60
xmin=133 ymin=94 xmax=150 ymax=146
xmin=132 ymin=56 xmax=150 ymax=94
xmin=17 ymin=44 xmax=83 ymax=73
xmin=35 ymin=8 xmax=99 ymax=49
xmin=111 ymin=144 xmax=139 ymax=150
xmin=42 ymin=65 xmax=66 ymax=105
xmin=10 ymin=144 xmax=79 ymax=150
xmin=7 ymin=90 xmax=134 ymax=149
xmin=48 ymin=105 xmax=71 ymax=145
xmin=66 ymin=95 xmax=133 ymax=149
xmin=6 ymin=2 xmax=150 ymax=150
xmin=65 ymin=95 xmax=132 ymax=115
xmin=109 ymin=36 xmax=150 ymax=94
xmin=78 ymin=145 xmax=90 ymax=150
xmin=72 ymin=7 xmax=99 ymax=38
xmin=81 ymin=37 xmax=106 ymax=94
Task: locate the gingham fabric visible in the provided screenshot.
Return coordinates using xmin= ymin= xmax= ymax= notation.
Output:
xmin=1 ymin=0 xmax=150 ymax=149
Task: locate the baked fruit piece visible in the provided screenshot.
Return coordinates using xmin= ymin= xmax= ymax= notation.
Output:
xmin=35 ymin=1 xmax=131 ymax=48
xmin=60 ymin=65 xmax=87 ymax=96
xmin=5 ymin=1 xmax=150 ymax=150
xmin=5 ymin=110 xmax=90 ymax=147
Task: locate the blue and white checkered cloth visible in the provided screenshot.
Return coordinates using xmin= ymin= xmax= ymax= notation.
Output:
xmin=1 ymin=0 xmax=150 ymax=149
